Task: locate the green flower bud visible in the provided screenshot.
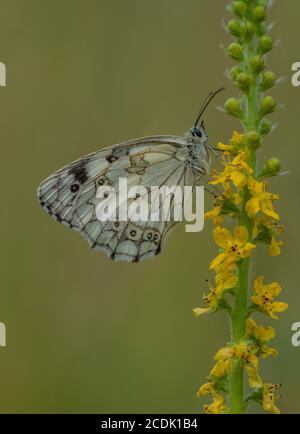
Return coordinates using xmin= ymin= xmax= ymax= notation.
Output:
xmin=259 ymin=35 xmax=273 ymax=54
xmin=259 ymin=119 xmax=272 ymax=135
xmin=258 ymin=158 xmax=282 ymax=179
xmin=228 ymin=43 xmax=243 ymax=61
xmin=230 ymin=65 xmax=243 ymax=81
xmin=225 ymin=98 xmax=244 ymax=118
xmin=259 ymin=96 xmax=277 ymax=116
xmin=241 ymin=21 xmax=256 ymax=39
xmin=232 ymin=1 xmax=247 ymax=17
xmin=245 ymin=131 xmax=261 ymax=150
xmin=267 ymin=157 xmax=282 ymax=174
xmin=253 ymin=5 xmax=266 ymax=22
xmin=250 ymin=55 xmax=265 ymax=74
xmin=236 ymin=72 xmax=252 ymax=92
xmin=261 ymin=71 xmax=276 ymax=91
xmin=227 ymin=19 xmax=242 ymax=37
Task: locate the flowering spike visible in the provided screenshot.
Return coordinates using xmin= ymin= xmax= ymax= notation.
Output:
xmin=195 ymin=0 xmax=287 ymax=415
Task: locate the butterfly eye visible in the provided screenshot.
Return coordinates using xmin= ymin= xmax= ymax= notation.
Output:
xmin=153 ymin=234 xmax=159 ymax=242
xmin=70 ymin=183 xmax=79 ymax=193
xmin=147 ymin=232 xmax=152 ymax=240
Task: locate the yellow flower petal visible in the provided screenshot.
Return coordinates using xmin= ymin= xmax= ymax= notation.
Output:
xmin=240 ymin=242 xmax=256 ymax=257
xmin=217 ymin=142 xmax=234 ymax=152
xmin=261 ymin=346 xmax=278 ymax=358
xmin=192 ymin=307 xmax=210 ymax=317
xmin=205 ymin=206 xmax=221 ymax=220
xmin=196 ymin=382 xmax=214 ymax=397
xmin=232 ymin=131 xmax=244 ymax=146
xmin=234 ymin=226 xmax=249 ymax=246
xmin=223 ymin=276 xmax=238 ymax=290
xmin=246 ymin=197 xmax=260 ymax=218
xmin=254 ymin=275 xmax=264 ymax=293
xmin=246 ymin=366 xmax=263 ymax=389
xmin=210 ymin=252 xmax=227 ymax=269
xmin=268 ymin=237 xmax=282 ymax=256
xmin=272 ymin=301 xmax=288 ymax=313
xmin=231 ymin=171 xmax=246 ymax=189
xmin=212 ymin=226 xmax=233 ymax=249
xmin=261 ymin=200 xmax=280 ymax=220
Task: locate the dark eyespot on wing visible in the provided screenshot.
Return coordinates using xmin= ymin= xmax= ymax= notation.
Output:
xmin=106 ymin=154 xmax=119 ymax=163
xmin=105 ymin=146 xmax=131 ymax=164
xmin=68 ymin=160 xmax=88 ymax=184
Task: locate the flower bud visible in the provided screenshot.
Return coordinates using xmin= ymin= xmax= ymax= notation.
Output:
xmin=261 ymin=71 xmax=276 ymax=91
xmin=245 ymin=131 xmax=261 ymax=150
xmin=241 ymin=21 xmax=256 ymax=39
xmin=228 ymin=43 xmax=243 ymax=61
xmin=259 ymin=35 xmax=273 ymax=54
xmin=250 ymin=55 xmax=265 ymax=74
xmin=236 ymin=73 xmax=252 ymax=92
xmin=232 ymin=1 xmax=247 ymax=17
xmin=258 ymin=158 xmax=282 ymax=179
xmin=230 ymin=65 xmax=243 ymax=81
xmin=267 ymin=158 xmax=282 ymax=174
xmin=253 ymin=5 xmax=266 ymax=22
xmin=259 ymin=96 xmax=277 ymax=116
xmin=225 ymin=98 xmax=244 ymax=118
xmin=227 ymin=20 xmax=242 ymax=37
xmin=259 ymin=119 xmax=272 ymax=135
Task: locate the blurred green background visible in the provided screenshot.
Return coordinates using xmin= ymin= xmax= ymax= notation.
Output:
xmin=0 ymin=0 xmax=299 ymax=413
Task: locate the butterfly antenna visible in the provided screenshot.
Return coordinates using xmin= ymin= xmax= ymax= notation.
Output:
xmin=194 ymin=87 xmax=226 ymax=127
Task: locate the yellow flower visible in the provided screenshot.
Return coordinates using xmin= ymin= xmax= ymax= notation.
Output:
xmin=263 ymin=383 xmax=281 ymax=414
xmin=216 ymin=132 xmax=244 ymax=155
xmin=210 ymin=347 xmax=234 ymax=378
xmin=231 ymin=131 xmax=244 ymax=146
xmin=193 ymin=275 xmax=238 ymax=317
xmin=251 ymin=276 xmax=288 ymax=319
xmin=210 ymin=226 xmax=256 ymax=269
xmin=210 ymin=152 xmax=253 ymax=190
xmin=196 ymin=381 xmax=214 ymax=397
xmin=252 ymin=216 xmax=284 ymax=240
xmin=246 ymin=176 xmax=280 ymax=220
xmin=261 ymin=346 xmax=278 ymax=359
xmin=211 ymin=342 xmax=258 ymax=379
xmin=233 ymin=342 xmax=258 ymax=368
xmin=215 ymin=261 xmax=238 ymax=285
xmin=246 ymin=318 xmax=278 ymax=359
xmin=203 ymin=393 xmax=227 ymax=414
xmin=205 ymin=205 xmax=222 ymax=222
xmin=246 ymin=366 xmax=263 ymax=389
xmin=246 ymin=317 xmax=275 ymax=342
xmin=205 ymin=192 xmax=241 ymax=225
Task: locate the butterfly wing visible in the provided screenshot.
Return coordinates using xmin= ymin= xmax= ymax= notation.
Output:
xmin=37 ymin=136 xmax=195 ymax=262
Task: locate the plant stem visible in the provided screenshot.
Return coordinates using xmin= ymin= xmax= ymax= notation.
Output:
xmin=229 ymin=13 xmax=260 ymax=414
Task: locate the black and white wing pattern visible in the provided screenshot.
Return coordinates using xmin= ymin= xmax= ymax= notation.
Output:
xmin=37 ymin=136 xmax=198 ymax=263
